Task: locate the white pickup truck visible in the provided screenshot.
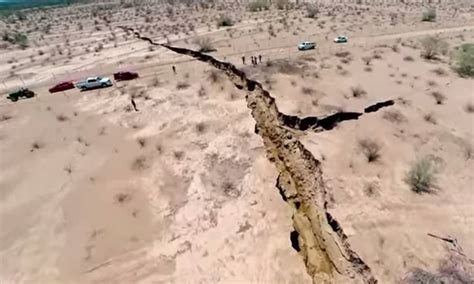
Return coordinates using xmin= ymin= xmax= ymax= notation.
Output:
xmin=75 ymin=76 xmax=112 ymax=91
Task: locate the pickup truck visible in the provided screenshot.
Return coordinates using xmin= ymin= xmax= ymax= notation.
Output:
xmin=7 ymin=88 xmax=36 ymax=102
xmin=75 ymin=76 xmax=112 ymax=91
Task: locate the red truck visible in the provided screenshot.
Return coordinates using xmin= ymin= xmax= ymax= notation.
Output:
xmin=114 ymin=71 xmax=139 ymax=81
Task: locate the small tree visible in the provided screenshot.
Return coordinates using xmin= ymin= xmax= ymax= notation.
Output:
xmin=454 ymin=43 xmax=474 ymax=78
xmin=306 ymin=4 xmax=319 ymax=18
xmin=276 ymin=0 xmax=289 ymax=10
xmin=422 ymin=8 xmax=436 ymax=22
xmin=420 ymin=36 xmax=448 ymax=60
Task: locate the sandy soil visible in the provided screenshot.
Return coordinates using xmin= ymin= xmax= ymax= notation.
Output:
xmin=0 ymin=0 xmax=473 ymax=283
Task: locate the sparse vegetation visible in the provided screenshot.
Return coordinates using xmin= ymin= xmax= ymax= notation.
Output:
xmin=421 ymin=8 xmax=436 ymax=22
xmin=176 ymin=81 xmax=190 ymax=90
xmin=194 ymin=37 xmax=215 ymax=53
xmin=248 ymin=0 xmax=269 ymax=12
xmin=351 ymin=86 xmax=367 ymax=98
xmin=359 ymin=139 xmax=381 ymax=162
xmin=217 ymin=15 xmax=233 ymax=27
xmin=431 ymin=67 xmax=447 ymax=76
xmin=30 ymin=141 xmax=43 ymax=152
xmin=195 ymin=122 xmax=207 ymax=133
xmin=132 ymin=156 xmax=148 ymax=171
xmin=465 ymin=103 xmax=474 ymax=113
xmin=430 ymin=91 xmax=446 ymax=105
xmin=406 ymin=157 xmax=438 ymax=193
xmin=56 ymin=114 xmax=69 ymax=122
xmin=306 ymin=4 xmax=319 ymax=18
xmin=207 ymin=69 xmax=222 ymax=84
xmin=115 ymin=193 xmax=131 ymax=203
xmin=423 ymin=113 xmax=437 ymax=124
xmin=403 ymin=55 xmax=414 ymax=62
xmin=454 ymin=43 xmax=474 ymax=78
xmin=420 ymin=36 xmax=448 ymax=60
xmin=2 ymin=31 xmax=29 ymax=49
xmin=364 ymin=181 xmax=380 ymax=197
xmin=137 ymin=137 xmax=147 ymax=148
xmin=383 ymin=110 xmax=406 ymax=124
xmin=362 ymin=56 xmax=372 ymax=66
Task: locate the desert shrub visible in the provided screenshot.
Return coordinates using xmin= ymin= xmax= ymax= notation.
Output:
xmin=364 ymin=181 xmax=380 ymax=197
xmin=423 ymin=113 xmax=437 ymax=124
xmin=217 ymin=15 xmax=233 ymax=27
xmin=195 ymin=122 xmax=207 ymax=133
xmin=198 ymin=85 xmax=207 ymax=97
xmin=137 ymin=137 xmax=147 ymax=148
xmin=465 ymin=102 xmax=474 ymax=113
xmin=176 ymin=81 xmax=190 ymax=90
xmin=430 ymin=91 xmax=446 ymax=104
xmin=2 ymin=31 xmax=28 ymax=49
xmin=275 ymin=0 xmax=289 ymax=10
xmin=453 ymin=43 xmax=474 ymax=78
xmin=56 ymin=114 xmax=69 ymax=122
xmin=405 ymin=157 xmax=438 ymax=193
xmin=421 ymin=8 xmax=436 ymax=22
xmin=132 ymin=156 xmax=148 ymax=171
xmin=420 ymin=36 xmax=448 ymax=60
xmin=301 ymin=86 xmax=315 ymax=95
xmin=207 ymin=69 xmax=222 ymax=83
xmin=431 ymin=67 xmax=447 ymax=76
xmin=306 ymin=4 xmax=319 ymax=18
xmin=362 ymin=56 xmax=372 ymax=65
xmin=335 ymin=51 xmax=351 ymax=58
xmin=30 ymin=141 xmax=43 ymax=152
xmin=351 ymin=86 xmax=367 ymax=98
xmin=364 ymin=66 xmax=372 ymax=72
xmin=359 ymin=139 xmax=381 ymax=162
xmin=403 ymin=55 xmax=414 ymax=61
xmin=383 ymin=110 xmax=406 ymax=124
xmin=194 ymin=37 xmax=215 ymax=53
xmin=248 ymin=0 xmax=269 ymax=12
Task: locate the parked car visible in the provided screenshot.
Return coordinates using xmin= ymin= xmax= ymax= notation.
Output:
xmin=7 ymin=88 xmax=35 ymax=102
xmin=334 ymin=36 xmax=348 ymax=43
xmin=298 ymin=41 xmax=316 ymax=51
xmin=75 ymin=76 xmax=112 ymax=91
xmin=49 ymin=81 xmax=74 ymax=93
xmin=114 ymin=71 xmax=139 ymax=81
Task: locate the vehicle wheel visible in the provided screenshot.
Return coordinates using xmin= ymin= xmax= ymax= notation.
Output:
xmin=10 ymin=97 xmax=18 ymax=102
xmin=81 ymin=87 xmax=87 ymax=91
xmin=102 ymin=83 xmax=107 ymax=87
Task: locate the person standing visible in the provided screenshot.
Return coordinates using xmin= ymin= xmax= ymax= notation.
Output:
xmin=258 ymin=54 xmax=262 ymax=64
xmin=242 ymin=56 xmax=246 ymax=65
xmin=131 ymin=97 xmax=138 ymax=112
xmin=172 ymin=65 xmax=176 ymax=74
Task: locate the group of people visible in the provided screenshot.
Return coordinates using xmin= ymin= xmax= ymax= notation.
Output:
xmin=242 ymin=55 xmax=262 ymax=66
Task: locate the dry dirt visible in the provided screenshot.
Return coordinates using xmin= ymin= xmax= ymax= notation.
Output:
xmin=0 ymin=1 xmax=473 ymax=283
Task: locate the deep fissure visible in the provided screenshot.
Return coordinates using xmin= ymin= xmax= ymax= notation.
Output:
xmin=121 ymin=26 xmax=393 ymax=283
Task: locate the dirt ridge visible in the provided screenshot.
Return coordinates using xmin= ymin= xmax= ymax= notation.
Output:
xmin=120 ymin=26 xmax=394 ymax=283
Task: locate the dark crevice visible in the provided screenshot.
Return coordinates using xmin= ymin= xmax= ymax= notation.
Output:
xmin=290 ymin=230 xmax=301 ymax=252
xmin=120 ymin=26 xmax=384 ymax=284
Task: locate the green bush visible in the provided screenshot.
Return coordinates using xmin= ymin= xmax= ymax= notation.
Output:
xmin=422 ymin=8 xmax=436 ymax=22
xmin=248 ymin=0 xmax=270 ymax=12
xmin=194 ymin=37 xmax=215 ymax=53
xmin=454 ymin=43 xmax=474 ymax=78
xmin=406 ymin=157 xmax=438 ymax=193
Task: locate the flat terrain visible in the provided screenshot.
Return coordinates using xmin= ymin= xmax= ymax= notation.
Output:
xmin=0 ymin=0 xmax=473 ymax=283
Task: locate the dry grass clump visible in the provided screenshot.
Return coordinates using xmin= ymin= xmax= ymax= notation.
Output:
xmin=115 ymin=193 xmax=131 ymax=204
xmin=382 ymin=110 xmax=406 ymax=124
xmin=131 ymin=156 xmax=148 ymax=171
xmin=301 ymin=86 xmax=315 ymax=95
xmin=351 ymin=85 xmax=367 ymax=98
xmin=421 ymin=8 xmax=436 ymax=22
xmin=423 ymin=113 xmax=437 ymax=124
xmin=362 ymin=56 xmax=372 ymax=65
xmin=56 ymin=114 xmax=69 ymax=122
xmin=430 ymin=91 xmax=446 ymax=105
xmin=364 ymin=181 xmax=380 ymax=197
xmin=405 ymin=156 xmax=438 ymax=193
xmin=0 ymin=114 xmax=13 ymax=121
xmin=207 ymin=69 xmax=223 ymax=84
xmin=464 ymin=103 xmax=474 ymax=113
xmin=198 ymin=85 xmax=207 ymax=97
xmin=403 ymin=55 xmax=415 ymax=62
xmin=420 ymin=36 xmax=448 ymax=60
xmin=358 ymin=139 xmax=381 ymax=163
xmin=431 ymin=67 xmax=447 ymax=76
xmin=335 ymin=51 xmax=351 ymax=58
xmin=176 ymin=81 xmax=190 ymax=90
xmin=137 ymin=137 xmax=147 ymax=148
xmin=454 ymin=43 xmax=474 ymax=78
xmin=30 ymin=141 xmax=44 ymax=152
xmin=195 ymin=122 xmax=207 ymax=133
xmin=306 ymin=4 xmax=319 ymax=18
xmin=194 ymin=37 xmax=215 ymax=53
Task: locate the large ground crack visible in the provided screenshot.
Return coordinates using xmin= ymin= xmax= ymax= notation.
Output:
xmin=120 ymin=26 xmax=389 ymax=283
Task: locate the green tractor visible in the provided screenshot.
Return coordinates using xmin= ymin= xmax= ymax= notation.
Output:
xmin=7 ymin=88 xmax=36 ymax=102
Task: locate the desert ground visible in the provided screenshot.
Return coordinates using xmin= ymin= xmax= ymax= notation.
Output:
xmin=0 ymin=0 xmax=473 ymax=283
